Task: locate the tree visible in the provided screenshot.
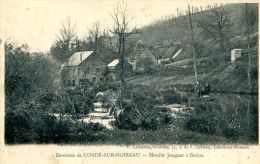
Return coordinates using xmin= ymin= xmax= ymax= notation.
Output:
xmin=110 ymin=2 xmax=138 ymax=109
xmin=87 ymin=22 xmax=102 ymax=51
xmin=198 ymin=7 xmax=232 ymax=53
xmin=5 ymin=42 xmax=56 ymax=143
xmin=245 ymin=3 xmax=258 ymax=141
xmin=188 ymin=4 xmax=198 ymax=83
xmin=5 ymin=42 xmax=56 ymax=102
xmin=50 ymin=18 xmax=77 ymax=63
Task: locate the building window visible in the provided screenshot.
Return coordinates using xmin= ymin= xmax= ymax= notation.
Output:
xmin=84 ymin=68 xmax=90 ymax=74
xmin=96 ymin=67 xmax=100 ymax=73
xmin=66 ymin=80 xmax=70 ymax=86
xmin=72 ymin=80 xmax=75 ymax=86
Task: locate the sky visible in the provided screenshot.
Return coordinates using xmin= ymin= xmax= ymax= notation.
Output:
xmin=0 ymin=0 xmax=231 ymax=53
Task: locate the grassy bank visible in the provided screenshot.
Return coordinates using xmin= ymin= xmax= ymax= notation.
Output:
xmin=48 ymin=128 xmax=256 ymax=145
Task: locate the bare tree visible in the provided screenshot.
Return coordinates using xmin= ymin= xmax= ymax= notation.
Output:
xmin=87 ymin=22 xmax=102 ymax=51
xmin=110 ymin=2 xmax=139 ymax=109
xmin=56 ymin=18 xmax=77 ymax=51
xmin=245 ymin=3 xmax=258 ymax=140
xmin=188 ymin=4 xmax=198 ymax=83
xmin=198 ymin=7 xmax=232 ymax=53
xmin=51 ymin=18 xmax=78 ymax=62
xmin=245 ymin=4 xmax=253 ymax=95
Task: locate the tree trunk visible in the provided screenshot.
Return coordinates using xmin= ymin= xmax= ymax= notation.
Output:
xmin=118 ymin=33 xmax=123 ymax=110
xmin=188 ymin=4 xmax=198 ymax=83
xmin=246 ymin=3 xmax=258 ymax=141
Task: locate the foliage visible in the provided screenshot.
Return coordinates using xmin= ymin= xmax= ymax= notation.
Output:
xmin=65 ymin=87 xmax=95 ymax=115
xmin=5 ymin=42 xmax=93 ymax=143
xmin=114 ymin=85 xmax=187 ymax=131
xmin=5 ymin=42 xmax=51 ymax=143
xmin=115 ymin=110 xmax=140 ymax=131
xmin=184 ymin=101 xmax=224 ymax=134
xmin=5 ymin=42 xmax=56 ymax=102
xmin=160 ymin=87 xmax=188 ymax=104
xmin=74 ymin=122 xmax=107 ymax=142
xmin=181 ymin=99 xmax=248 ymax=141
xmin=198 ymin=8 xmax=232 ymax=53
xmin=136 ymin=56 xmax=156 ymax=73
xmin=126 ymin=4 xmax=258 ymax=62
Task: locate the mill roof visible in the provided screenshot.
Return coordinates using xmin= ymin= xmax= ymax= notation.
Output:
xmin=62 ymin=51 xmax=94 ymax=66
xmin=107 ymin=59 xmax=119 ymax=67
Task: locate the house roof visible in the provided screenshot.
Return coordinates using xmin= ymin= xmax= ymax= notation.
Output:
xmin=172 ymin=49 xmax=183 ymax=59
xmin=151 ymin=45 xmax=182 ymax=59
xmin=107 ymin=59 xmax=133 ymax=67
xmin=107 ymin=59 xmax=119 ymax=67
xmin=95 ymin=47 xmax=117 ymax=64
xmin=62 ymin=51 xmax=94 ymax=66
xmin=128 ymin=49 xmax=158 ymax=61
xmin=164 ymin=47 xmax=178 ymax=58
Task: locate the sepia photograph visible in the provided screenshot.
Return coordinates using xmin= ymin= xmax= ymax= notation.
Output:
xmin=2 ymin=0 xmax=258 ymax=145
xmin=0 ymin=1 xmax=259 ymax=163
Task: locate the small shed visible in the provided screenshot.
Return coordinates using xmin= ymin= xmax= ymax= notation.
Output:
xmin=106 ymin=59 xmax=133 ymax=81
xmin=231 ymin=49 xmax=242 ymax=63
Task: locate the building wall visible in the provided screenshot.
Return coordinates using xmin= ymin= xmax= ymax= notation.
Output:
xmin=78 ymin=53 xmax=106 ymax=84
xmin=135 ymin=52 xmax=157 ymax=73
xmin=106 ymin=63 xmax=133 ymax=81
xmin=171 ymin=49 xmax=185 ymax=62
xmin=62 ymin=52 xmax=106 ymax=87
xmin=106 ymin=72 xmax=118 ymax=81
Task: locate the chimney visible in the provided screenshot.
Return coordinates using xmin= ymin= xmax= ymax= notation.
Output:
xmin=80 ymin=52 xmax=83 ymax=61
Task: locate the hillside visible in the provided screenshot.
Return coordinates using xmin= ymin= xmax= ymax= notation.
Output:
xmin=126 ymin=51 xmax=258 ymax=93
xmin=125 ymin=3 xmax=258 ymax=94
xmin=206 ymin=53 xmax=258 ymax=93
xmin=130 ymin=3 xmax=258 ymax=48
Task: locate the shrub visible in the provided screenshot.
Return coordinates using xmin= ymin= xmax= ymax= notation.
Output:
xmin=161 ymin=114 xmax=174 ymax=125
xmin=184 ymin=101 xmax=224 ymax=135
xmin=141 ymin=116 xmax=159 ymax=130
xmin=182 ymin=99 xmax=249 ymax=140
xmin=113 ymin=85 xmax=181 ymax=131
xmin=74 ymin=122 xmax=107 ymax=142
xmin=160 ymin=88 xmax=188 ymax=104
xmin=114 ymin=106 xmax=140 ymax=131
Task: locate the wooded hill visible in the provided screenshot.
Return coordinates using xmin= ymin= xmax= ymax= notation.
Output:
xmin=129 ymin=3 xmax=258 ymax=52
xmin=126 ymin=3 xmax=258 ymax=93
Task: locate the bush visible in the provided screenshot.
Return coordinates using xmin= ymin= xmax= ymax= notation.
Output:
xmin=74 ymin=122 xmax=107 ymax=142
xmin=114 ymin=88 xmax=176 ymax=131
xmin=113 ymin=85 xmax=184 ymax=131
xmin=182 ymin=99 xmax=248 ymax=140
xmin=161 ymin=114 xmax=174 ymax=125
xmin=114 ymin=105 xmax=140 ymax=131
xmin=94 ymin=83 xmax=118 ymax=92
xmin=160 ymin=87 xmax=188 ymax=104
xmin=5 ymin=101 xmax=45 ymax=143
xmin=184 ymin=101 xmax=224 ymax=135
xmin=141 ymin=116 xmax=159 ymax=130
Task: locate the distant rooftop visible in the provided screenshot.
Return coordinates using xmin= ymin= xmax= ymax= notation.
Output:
xmin=62 ymin=51 xmax=94 ymax=66
xmin=172 ymin=49 xmax=183 ymax=59
xmin=107 ymin=59 xmax=119 ymax=67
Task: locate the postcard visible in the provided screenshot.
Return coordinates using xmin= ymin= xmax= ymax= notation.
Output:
xmin=0 ymin=0 xmax=259 ymax=163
